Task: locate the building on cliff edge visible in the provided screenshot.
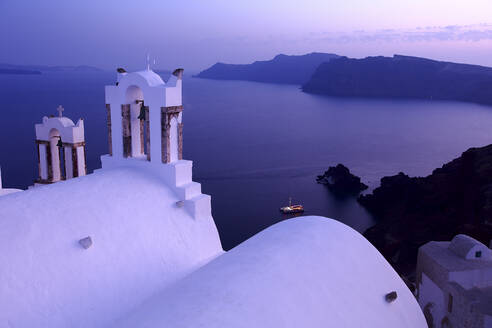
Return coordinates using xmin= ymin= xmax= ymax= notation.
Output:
xmin=417 ymin=234 xmax=492 ymax=328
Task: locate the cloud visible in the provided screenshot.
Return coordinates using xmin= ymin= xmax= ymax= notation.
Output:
xmin=309 ymin=23 xmax=492 ymax=44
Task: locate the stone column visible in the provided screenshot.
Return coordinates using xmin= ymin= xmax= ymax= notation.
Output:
xmin=144 ymin=106 xmax=150 ymax=161
xmin=36 ymin=140 xmax=49 ymax=181
xmin=161 ymin=107 xmax=171 ymax=163
xmin=69 ymin=142 xmax=87 ymax=178
xmin=82 ymin=143 xmax=87 ymax=176
xmin=76 ymin=144 xmax=86 ymax=176
xmin=178 ymin=122 xmax=184 ymax=160
xmin=46 ymin=141 xmax=53 ymax=181
xmin=105 ymin=104 xmax=112 ymax=156
xmin=72 ymin=146 xmax=79 ymax=178
xmin=121 ymin=104 xmax=132 ymax=158
xmin=161 ymin=106 xmax=183 ymax=164
xmin=49 ymin=138 xmax=61 ymax=182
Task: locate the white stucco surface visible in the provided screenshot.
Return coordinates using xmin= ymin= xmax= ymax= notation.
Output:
xmin=114 ymin=216 xmax=427 ymax=328
xmin=418 ymin=273 xmax=446 ymax=325
xmin=0 ymin=167 xmax=223 ymax=328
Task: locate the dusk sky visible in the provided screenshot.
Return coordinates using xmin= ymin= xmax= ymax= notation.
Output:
xmin=2 ymin=0 xmax=492 ymax=72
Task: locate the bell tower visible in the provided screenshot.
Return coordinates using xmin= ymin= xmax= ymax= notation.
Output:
xmin=101 ymin=66 xmax=213 ymax=220
xmin=104 ymin=67 xmax=184 ymax=164
xmin=34 ymin=106 xmax=86 ymax=184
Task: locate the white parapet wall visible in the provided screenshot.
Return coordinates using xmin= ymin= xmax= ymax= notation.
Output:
xmin=100 ymin=155 xmax=210 ymax=220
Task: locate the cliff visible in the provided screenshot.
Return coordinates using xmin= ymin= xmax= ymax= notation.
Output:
xmin=302 ymin=55 xmax=492 ymax=106
xmin=195 ymin=52 xmax=339 ymax=84
xmin=359 ymin=144 xmax=492 ymax=276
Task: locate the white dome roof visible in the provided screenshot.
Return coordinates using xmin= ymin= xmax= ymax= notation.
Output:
xmin=113 ymin=216 xmax=427 ymax=328
xmin=57 ymin=116 xmax=75 ymax=127
xmin=133 ymin=70 xmax=165 ymax=87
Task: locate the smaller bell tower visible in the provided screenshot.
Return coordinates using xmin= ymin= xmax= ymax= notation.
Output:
xmin=34 ymin=106 xmax=86 ymax=184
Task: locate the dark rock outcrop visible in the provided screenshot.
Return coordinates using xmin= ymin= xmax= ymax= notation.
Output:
xmin=358 ymin=145 xmax=492 ymax=276
xmin=317 ymin=164 xmax=368 ymax=195
xmin=302 ymin=55 xmax=492 ymax=106
xmin=195 ymin=52 xmax=339 ymax=85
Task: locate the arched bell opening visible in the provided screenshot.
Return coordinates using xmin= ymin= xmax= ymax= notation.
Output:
xmin=123 ymin=85 xmax=149 ymax=160
xmin=48 ymin=128 xmax=64 ymax=182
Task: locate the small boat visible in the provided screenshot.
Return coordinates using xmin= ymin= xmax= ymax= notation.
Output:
xmin=280 ymin=197 xmax=304 ymax=214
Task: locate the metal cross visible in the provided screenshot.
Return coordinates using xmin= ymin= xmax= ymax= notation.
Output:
xmin=57 ymin=105 xmax=64 ymax=117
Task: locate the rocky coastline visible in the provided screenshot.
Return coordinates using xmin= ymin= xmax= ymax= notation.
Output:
xmin=357 ymin=145 xmax=492 ymax=278
xmin=317 ymin=164 xmax=368 ymax=195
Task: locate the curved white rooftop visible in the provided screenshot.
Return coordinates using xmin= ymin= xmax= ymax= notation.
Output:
xmin=35 ymin=115 xmax=84 ymax=144
xmin=135 ymin=70 xmax=165 ymax=86
xmin=0 ymin=167 xmax=223 ymax=328
xmin=114 ymin=216 xmax=427 ymax=328
xmin=121 ymin=70 xmax=165 ymax=87
xmin=449 ymin=234 xmax=492 ymax=260
xmin=58 ymin=116 xmax=76 ymax=127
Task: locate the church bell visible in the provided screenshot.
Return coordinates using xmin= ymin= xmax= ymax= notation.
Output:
xmin=138 ymin=106 xmax=146 ymax=121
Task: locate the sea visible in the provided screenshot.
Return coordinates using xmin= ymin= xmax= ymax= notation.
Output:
xmin=1 ymin=71 xmax=492 ymax=250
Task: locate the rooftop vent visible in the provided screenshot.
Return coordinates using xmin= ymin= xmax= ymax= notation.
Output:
xmin=385 ymin=291 xmax=398 ymax=303
xmin=79 ymin=236 xmax=93 ymax=249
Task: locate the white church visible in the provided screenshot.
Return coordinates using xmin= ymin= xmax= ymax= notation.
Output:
xmin=0 ymin=67 xmax=428 ymax=327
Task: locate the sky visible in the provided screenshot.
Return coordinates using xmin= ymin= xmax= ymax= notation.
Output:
xmin=1 ymin=0 xmax=492 ymax=72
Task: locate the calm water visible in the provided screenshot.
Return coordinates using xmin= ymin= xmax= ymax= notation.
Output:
xmin=1 ymin=71 xmax=492 ymax=249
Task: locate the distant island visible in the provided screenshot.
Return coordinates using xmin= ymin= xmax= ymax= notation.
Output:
xmin=0 ymin=68 xmax=41 ymax=75
xmin=195 ymin=52 xmax=340 ymax=84
xmin=358 ymin=144 xmax=492 ymax=277
xmin=0 ymin=63 xmax=102 ymax=73
xmin=302 ymin=55 xmax=492 ymax=106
